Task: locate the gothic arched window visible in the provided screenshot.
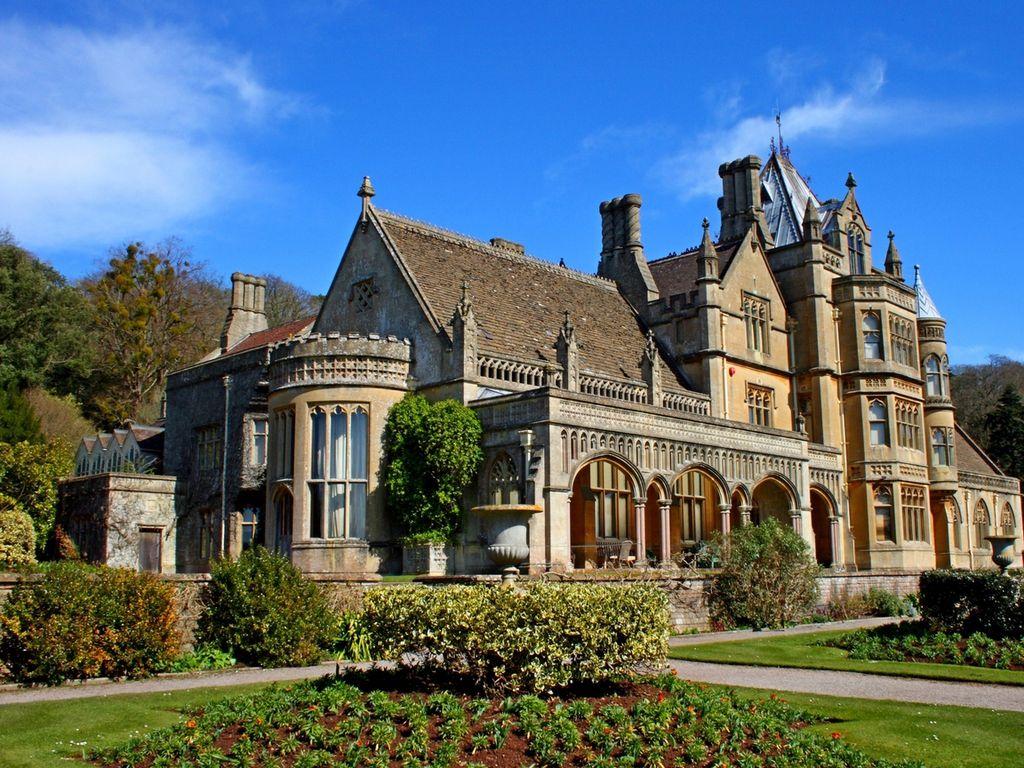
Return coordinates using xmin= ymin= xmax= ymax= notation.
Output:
xmin=488 ymin=453 xmax=520 ymax=505
xmin=924 ymin=356 xmax=943 ymax=397
xmin=862 ymin=312 xmax=883 ymax=360
xmin=874 ymin=485 xmax=895 ymax=542
xmin=889 ymin=315 xmax=915 ymax=366
xmin=975 ymin=500 xmax=991 ymax=549
xmin=847 ymin=226 xmax=867 ymax=274
xmin=869 ymin=400 xmax=889 ymax=446
xmin=1000 ymin=503 xmax=1015 ymax=535
xmin=931 ymin=427 xmax=953 ymax=467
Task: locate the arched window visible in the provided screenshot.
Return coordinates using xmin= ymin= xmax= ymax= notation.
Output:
xmin=240 ymin=508 xmax=260 ymax=550
xmin=975 ymin=500 xmax=991 ymax=549
xmin=950 ymin=502 xmax=963 ymax=550
xmin=895 ymin=399 xmax=921 ymax=450
xmin=900 ymin=485 xmax=927 ymax=542
xmin=488 ymin=453 xmax=520 ymax=505
xmin=847 ymin=226 xmax=867 ymax=274
xmin=931 ymin=427 xmax=953 ymax=466
xmin=1000 ymin=503 xmax=1015 ymax=535
xmin=743 ymin=294 xmax=769 ymax=353
xmin=862 ymin=312 xmax=883 ymax=360
xmin=874 ymin=485 xmax=895 ymax=542
xmin=308 ymin=405 xmax=369 ymax=540
xmin=889 ymin=315 xmax=915 ymax=366
xmin=924 ymin=356 xmax=943 ymax=397
xmin=673 ymin=470 xmax=707 ymax=544
xmin=869 ymin=400 xmax=889 ymax=446
xmin=273 ymin=488 xmax=293 ymax=556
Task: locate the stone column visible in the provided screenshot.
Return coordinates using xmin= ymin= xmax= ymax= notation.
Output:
xmin=829 ymin=515 xmax=843 ymax=570
xmin=659 ymin=499 xmax=672 ymax=566
xmin=789 ymin=508 xmax=802 ymax=536
xmin=718 ymin=504 xmax=732 ymax=537
xmin=633 ymin=497 xmax=646 ymax=566
xmin=739 ymin=504 xmax=751 ymax=526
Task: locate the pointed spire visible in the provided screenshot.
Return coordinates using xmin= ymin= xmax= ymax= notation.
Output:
xmin=884 ymin=230 xmax=903 ymax=281
xmin=358 ymin=175 xmax=376 ymax=227
xmin=697 ymin=218 xmax=719 ymax=282
xmin=913 ymin=265 xmax=943 ymax=320
xmin=802 ymin=198 xmax=822 ymax=242
xmin=845 ymin=172 xmax=857 ymax=190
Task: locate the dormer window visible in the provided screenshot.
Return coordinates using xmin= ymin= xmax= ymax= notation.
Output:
xmin=847 ymin=226 xmax=866 ymax=274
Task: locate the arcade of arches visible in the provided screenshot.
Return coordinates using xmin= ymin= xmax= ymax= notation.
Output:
xmin=569 ymin=456 xmax=840 ymax=567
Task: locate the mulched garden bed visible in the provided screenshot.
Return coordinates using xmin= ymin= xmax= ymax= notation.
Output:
xmin=90 ymin=669 xmax=919 ymax=768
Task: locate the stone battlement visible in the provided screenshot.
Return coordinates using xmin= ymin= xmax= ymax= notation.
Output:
xmin=269 ymin=333 xmax=413 ymax=392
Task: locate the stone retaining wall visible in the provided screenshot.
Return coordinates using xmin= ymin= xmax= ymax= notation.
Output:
xmin=1 ymin=569 xmax=921 ymax=642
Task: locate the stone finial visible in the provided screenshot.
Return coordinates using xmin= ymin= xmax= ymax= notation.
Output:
xmin=697 ymin=218 xmax=719 ymax=282
xmin=556 ymin=310 xmax=579 ymax=391
xmin=641 ymin=329 xmax=662 ymax=406
xmin=884 ymin=230 xmax=903 ymax=281
xmin=802 ymin=197 xmax=822 ymax=242
xmin=358 ymin=176 xmax=375 ymax=227
xmin=644 ymin=328 xmax=658 ymax=361
xmin=845 ymin=171 xmax=857 ymax=190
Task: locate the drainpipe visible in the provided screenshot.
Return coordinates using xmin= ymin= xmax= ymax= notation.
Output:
xmin=786 ymin=318 xmax=799 ymax=432
xmin=221 ymin=375 xmax=231 ymax=558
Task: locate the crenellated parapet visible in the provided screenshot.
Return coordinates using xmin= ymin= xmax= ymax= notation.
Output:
xmin=268 ymin=333 xmax=412 ymax=392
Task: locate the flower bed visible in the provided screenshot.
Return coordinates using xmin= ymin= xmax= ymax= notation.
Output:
xmin=91 ymin=673 xmax=918 ymax=768
xmin=824 ymin=621 xmax=1024 ymax=670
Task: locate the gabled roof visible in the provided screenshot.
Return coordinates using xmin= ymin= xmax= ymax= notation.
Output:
xmin=761 ymin=150 xmax=826 ymax=247
xmin=955 ymin=424 xmax=1004 ymax=476
xmin=648 ymin=240 xmax=741 ymax=298
xmin=373 ymin=209 xmax=692 ymax=387
xmin=227 ymin=316 xmax=316 ymax=355
xmin=913 ymin=265 xmax=943 ymax=320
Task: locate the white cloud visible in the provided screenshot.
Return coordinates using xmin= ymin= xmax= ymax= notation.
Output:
xmin=655 ymin=58 xmax=1014 ymax=201
xmin=0 ymin=20 xmax=298 ymax=248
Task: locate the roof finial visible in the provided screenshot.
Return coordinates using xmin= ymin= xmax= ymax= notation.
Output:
xmin=357 ymin=175 xmax=376 ymax=227
xmin=701 ymin=217 xmax=709 ymax=232
xmin=775 ymin=109 xmax=789 ymax=158
xmin=845 ymin=171 xmax=857 ymax=190
xmin=884 ymin=230 xmax=903 ymax=281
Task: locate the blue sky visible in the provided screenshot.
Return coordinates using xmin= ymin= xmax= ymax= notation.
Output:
xmin=1 ymin=1 xmax=1021 ymax=364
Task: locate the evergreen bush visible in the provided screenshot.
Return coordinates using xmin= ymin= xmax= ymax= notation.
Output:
xmin=0 ymin=562 xmax=179 ymax=684
xmin=919 ymin=569 xmax=1023 ymax=639
xmin=361 ymin=582 xmax=669 ymax=693
xmin=198 ymin=547 xmax=337 ymax=667
xmin=706 ymin=518 xmax=820 ymax=629
xmin=0 ymin=493 xmax=35 ymax=570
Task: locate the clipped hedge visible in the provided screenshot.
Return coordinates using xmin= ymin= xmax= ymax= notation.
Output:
xmin=0 ymin=562 xmax=179 ymax=685
xmin=919 ymin=569 xmax=1023 ymax=639
xmin=362 ymin=582 xmax=669 ymax=693
xmin=198 ymin=547 xmax=337 ymax=668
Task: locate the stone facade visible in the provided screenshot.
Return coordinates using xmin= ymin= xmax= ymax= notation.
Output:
xmin=58 ymin=153 xmax=1022 ymax=577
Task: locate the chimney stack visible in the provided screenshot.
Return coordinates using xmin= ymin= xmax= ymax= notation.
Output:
xmin=597 ymin=194 xmax=658 ymax=311
xmin=221 ymin=273 xmax=269 ymax=353
xmin=717 ymin=155 xmax=773 ymax=245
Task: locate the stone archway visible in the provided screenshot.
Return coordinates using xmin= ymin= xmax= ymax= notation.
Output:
xmin=667 ymin=466 xmax=729 ymax=558
xmin=810 ymin=488 xmax=834 ymax=567
xmin=931 ymin=495 xmax=952 ymax=568
xmin=569 ymin=456 xmax=640 ymax=568
xmin=751 ymin=476 xmax=795 ymax=528
xmin=644 ymin=480 xmax=667 ymax=564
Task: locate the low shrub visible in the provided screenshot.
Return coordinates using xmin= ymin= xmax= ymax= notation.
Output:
xmin=826 ymin=621 xmax=1024 ymax=670
xmin=197 ymin=547 xmax=337 ymax=668
xmin=0 ymin=493 xmax=35 ymax=570
xmin=0 ymin=562 xmax=179 ymax=685
xmin=706 ymin=518 xmax=820 ymax=630
xmin=361 ymin=582 xmax=669 ymax=693
xmin=166 ymin=644 xmax=236 ymax=673
xmin=919 ymin=569 xmax=1023 ymax=639
xmin=865 ymin=587 xmax=911 ymax=617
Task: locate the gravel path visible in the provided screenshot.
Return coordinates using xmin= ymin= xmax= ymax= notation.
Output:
xmin=668 ymin=659 xmax=1024 ymax=712
xmin=670 ymin=616 xmax=898 ymax=646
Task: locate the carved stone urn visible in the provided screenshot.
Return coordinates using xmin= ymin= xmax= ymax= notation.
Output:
xmin=472 ymin=504 xmax=542 ymax=571
xmin=984 ymin=534 xmax=1018 ymax=573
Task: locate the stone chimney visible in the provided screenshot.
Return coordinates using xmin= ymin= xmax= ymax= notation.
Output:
xmin=717 ymin=155 xmax=773 ymax=245
xmin=221 ymin=273 xmax=268 ymax=353
xmin=597 ymin=194 xmax=659 ymax=311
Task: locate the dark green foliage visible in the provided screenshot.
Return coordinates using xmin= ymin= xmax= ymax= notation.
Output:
xmin=382 ymin=395 xmax=483 ymax=540
xmin=90 ymin=675 xmax=921 ymax=768
xmin=0 ymin=231 xmax=94 ymax=395
xmin=985 ymin=385 xmax=1024 ymax=481
xmin=0 ymin=439 xmax=73 ymax=554
xmin=951 ymin=355 xmax=1024 ymax=448
xmin=0 ymin=562 xmax=180 ymax=685
xmin=827 ymin=621 xmax=1024 ymax=670
xmin=165 ymin=644 xmax=236 ymax=673
xmin=362 ymin=583 xmax=669 ymax=693
xmin=0 ymin=385 xmax=43 ymax=444
xmin=707 ymin=518 xmax=820 ymax=630
xmin=198 ymin=547 xmax=336 ymax=667
xmin=864 ymin=587 xmax=913 ymax=617
xmin=919 ymin=569 xmax=1023 ymax=639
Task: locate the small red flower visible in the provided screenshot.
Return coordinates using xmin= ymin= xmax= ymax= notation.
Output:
xmin=185 ymin=720 xmax=197 ymax=729
xmin=831 ymin=732 xmax=842 ymax=740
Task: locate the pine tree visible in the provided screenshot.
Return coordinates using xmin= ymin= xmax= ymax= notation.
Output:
xmin=0 ymin=384 xmax=43 ymax=444
xmin=984 ymin=385 xmax=1024 ymax=481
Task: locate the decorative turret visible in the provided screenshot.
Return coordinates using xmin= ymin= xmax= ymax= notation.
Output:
xmin=914 ymin=265 xmax=956 ymax=491
xmin=597 ymin=194 xmax=659 ymax=311
xmin=555 ymin=310 xmax=579 ymax=392
xmin=884 ymin=231 xmax=903 ymax=281
xmin=802 ymin=198 xmax=822 ymax=242
xmin=696 ymin=218 xmax=719 ymax=282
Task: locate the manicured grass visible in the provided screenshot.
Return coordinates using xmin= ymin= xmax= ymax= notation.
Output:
xmin=724 ymin=685 xmax=1024 ymax=768
xmin=0 ymin=684 xmax=267 ymax=768
xmin=379 ymin=573 xmax=419 ymax=582
xmin=670 ymin=630 xmax=1024 ymax=686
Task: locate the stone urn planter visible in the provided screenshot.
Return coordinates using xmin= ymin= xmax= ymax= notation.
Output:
xmin=984 ymin=534 xmax=1018 ymax=573
xmin=402 ymin=541 xmax=449 ymax=576
xmin=472 ymin=504 xmax=543 ymax=572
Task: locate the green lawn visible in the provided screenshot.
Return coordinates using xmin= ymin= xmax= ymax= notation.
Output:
xmin=723 ymin=685 xmax=1024 ymax=768
xmin=1 ymin=678 xmax=1022 ymax=768
xmin=670 ymin=630 xmax=1024 ymax=686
